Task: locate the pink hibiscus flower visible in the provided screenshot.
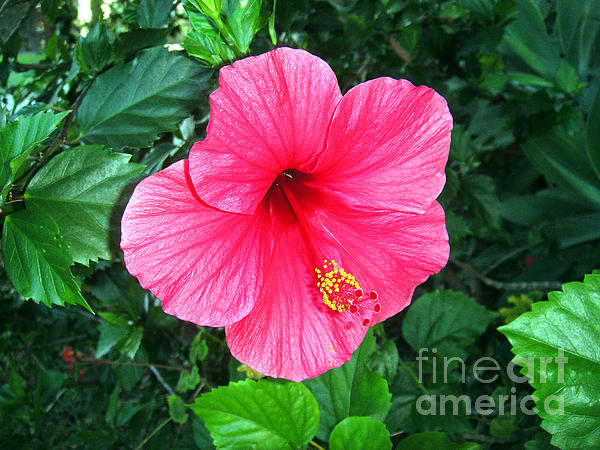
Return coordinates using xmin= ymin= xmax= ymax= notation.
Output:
xmin=121 ymin=47 xmax=452 ymax=381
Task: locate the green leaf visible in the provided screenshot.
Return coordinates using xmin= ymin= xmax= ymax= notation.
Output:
xmin=445 ymin=210 xmax=472 ymax=244
xmin=192 ymin=417 xmax=215 ymax=449
xmin=137 ymin=0 xmax=173 ymax=28
xmin=96 ymin=324 xmax=129 ymax=358
xmin=268 ymin=0 xmax=277 ymax=45
xmin=489 ymin=414 xmax=518 ymax=439
xmin=25 ymin=146 xmax=144 ymax=265
xmin=190 ymin=332 xmax=209 ymax=363
xmin=75 ymin=46 xmax=212 ymax=150
xmin=96 ymin=324 xmax=143 ymax=359
xmin=119 ymin=327 xmax=143 ymax=359
xmin=499 ymin=274 xmax=600 ymax=448
xmin=75 ymin=22 xmax=114 ymax=74
xmin=500 ymin=0 xmax=560 ymax=79
xmin=9 ymin=369 xmax=25 ymax=399
xmin=553 ymin=59 xmax=580 ymax=94
xmin=385 ymin=359 xmax=474 ymax=435
xmin=402 ymin=290 xmax=497 ymax=357
xmin=525 ymin=431 xmax=559 ymax=450
xmin=586 ymin=83 xmax=600 ymax=180
xmin=188 ymin=0 xmax=223 ymax=18
xmin=304 ymin=331 xmax=392 ymax=441
xmin=460 ymin=174 xmax=503 ymax=230
xmin=501 ymin=188 xmax=588 ymax=227
xmin=2 ymin=210 xmax=91 ymax=311
xmin=188 ymin=379 xmax=319 ymax=449
xmin=556 ymin=0 xmax=600 ymax=74
xmin=114 ymin=27 xmax=170 ymax=60
xmin=499 ymin=294 xmax=534 ymax=324
xmin=368 ymin=338 xmax=399 ymax=383
xmin=168 ymin=395 xmax=189 ymax=424
xmin=176 ymin=366 xmax=201 ymax=393
xmin=508 ymin=71 xmax=554 ymax=88
xmin=329 ymin=417 xmax=392 ymax=450
xmin=522 ymin=131 xmax=600 ymax=208
xmin=0 ymin=110 xmax=69 ymax=199
xmin=105 ymin=382 xmax=120 ymax=427
xmin=183 ymin=2 xmax=235 ymax=66
xmin=223 ymin=0 xmax=263 ymax=53
xmin=545 ymin=212 xmax=600 ymax=248
xmin=395 ymin=431 xmax=480 ymax=450
xmin=114 ymin=351 xmax=146 ymax=392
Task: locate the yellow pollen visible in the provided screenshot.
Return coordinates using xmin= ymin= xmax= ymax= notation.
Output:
xmin=315 ymin=259 xmax=361 ymax=312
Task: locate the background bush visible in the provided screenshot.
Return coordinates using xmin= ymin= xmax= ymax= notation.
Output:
xmin=1 ymin=0 xmax=599 ymax=448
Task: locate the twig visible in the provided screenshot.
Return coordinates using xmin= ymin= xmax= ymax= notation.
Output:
xmin=28 ymin=334 xmax=87 ymax=349
xmin=389 ymin=36 xmax=411 ymax=64
xmin=136 ymin=417 xmax=171 ymax=449
xmin=482 ymin=245 xmax=528 ymax=276
xmin=80 ymin=357 xmax=187 ymax=372
xmin=342 ymin=55 xmax=371 ymax=92
xmin=43 ymin=75 xmax=97 ymax=159
xmin=149 ymin=365 xmax=175 ymax=395
xmin=14 ymin=62 xmax=61 ymax=71
xmin=0 ymin=0 xmax=11 ymax=18
xmin=450 ymin=257 xmax=563 ymax=291
xmin=188 ymin=382 xmax=206 ymax=402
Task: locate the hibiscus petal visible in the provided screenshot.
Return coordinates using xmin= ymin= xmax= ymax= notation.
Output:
xmin=121 ymin=160 xmax=270 ymax=326
xmin=311 ymin=200 xmax=450 ymax=323
xmin=225 ymin=193 xmax=370 ymax=382
xmin=312 ymin=77 xmax=452 ymax=214
xmin=188 ymin=47 xmax=342 ymax=214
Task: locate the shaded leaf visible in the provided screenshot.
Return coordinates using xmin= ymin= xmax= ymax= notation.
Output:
xmin=402 ymin=290 xmax=497 ymax=357
xmin=177 ymin=366 xmax=201 ymax=393
xmin=304 ymin=331 xmax=391 ymax=441
xmin=460 ymin=174 xmax=503 ymax=230
xmin=395 ymin=431 xmax=480 ymax=450
xmin=168 ymin=395 xmax=189 ymax=424
xmin=586 ymin=83 xmax=600 ymax=180
xmin=137 ymin=0 xmax=173 ymax=28
xmin=76 ymin=46 xmax=211 ymax=150
xmin=500 ymin=0 xmax=560 ymax=79
xmin=522 ymin=131 xmax=600 ymax=208
xmin=75 ymin=22 xmax=114 ymax=74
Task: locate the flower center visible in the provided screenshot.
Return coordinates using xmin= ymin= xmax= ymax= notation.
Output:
xmin=315 ymin=259 xmax=381 ymax=326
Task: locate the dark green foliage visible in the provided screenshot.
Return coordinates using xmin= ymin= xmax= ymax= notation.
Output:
xmin=1 ymin=0 xmax=600 ymax=448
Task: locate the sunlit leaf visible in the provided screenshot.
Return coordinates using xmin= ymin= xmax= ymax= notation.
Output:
xmin=499 ymin=274 xmax=600 ymax=448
